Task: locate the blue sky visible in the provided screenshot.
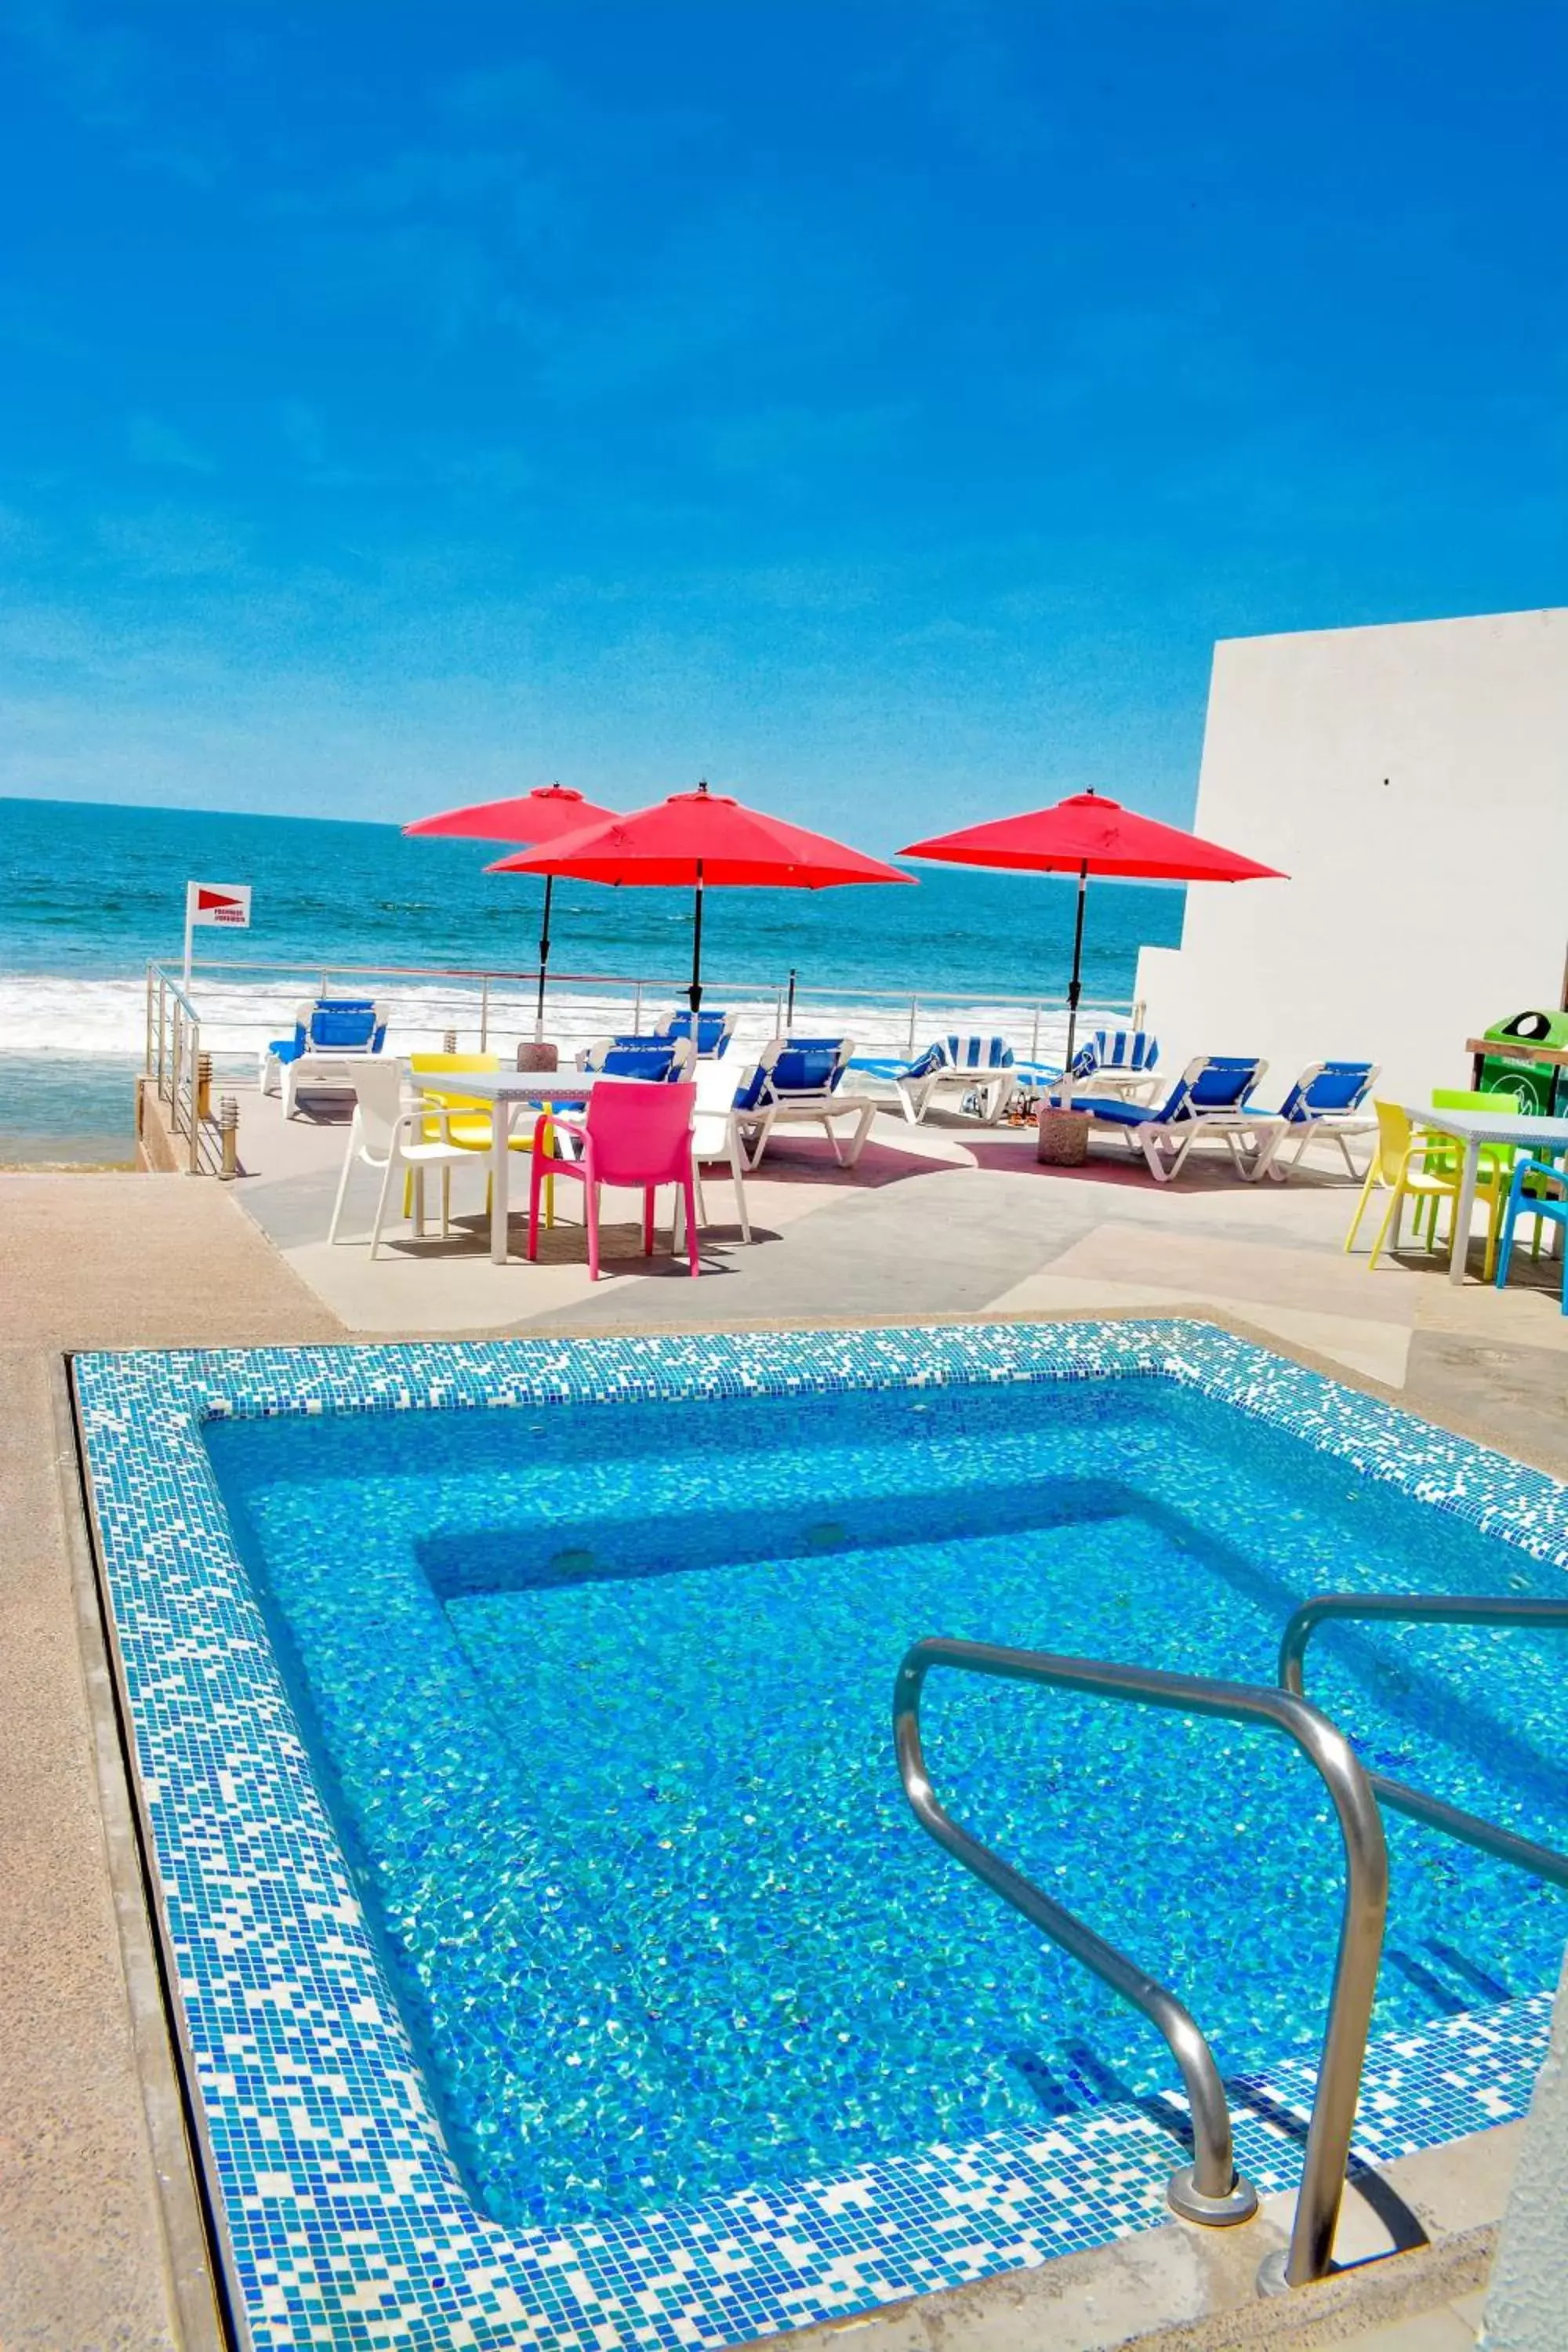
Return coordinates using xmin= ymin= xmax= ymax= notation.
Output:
xmin=2 ymin=2 xmax=1563 ymax=847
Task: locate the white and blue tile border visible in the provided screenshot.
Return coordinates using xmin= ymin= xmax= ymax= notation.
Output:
xmin=72 ymin=1320 xmax=1568 ymax=2352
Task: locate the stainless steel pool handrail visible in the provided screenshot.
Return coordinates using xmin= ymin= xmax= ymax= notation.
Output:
xmin=1279 ymin=1592 xmax=1568 ymax=1889
xmin=894 ymin=1637 xmax=1389 ymax=2290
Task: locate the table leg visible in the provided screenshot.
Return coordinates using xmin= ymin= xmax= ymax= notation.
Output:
xmin=1449 ymin=1138 xmax=1479 ymax=1285
xmin=490 ymin=1098 xmax=511 ymax=1264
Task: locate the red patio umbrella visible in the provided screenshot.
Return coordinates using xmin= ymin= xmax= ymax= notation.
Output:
xmin=404 ymin=783 xmax=619 ymax=1039
xmin=488 ymin=779 xmax=913 ymax=1015
xmin=901 ymin=789 xmax=1285 ymax=1082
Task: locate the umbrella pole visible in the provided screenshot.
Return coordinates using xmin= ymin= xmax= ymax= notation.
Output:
xmin=688 ymin=864 xmax=705 ymax=1019
xmin=533 ymin=873 xmax=554 ymax=1044
xmin=1060 ymin=861 xmax=1088 ymax=1105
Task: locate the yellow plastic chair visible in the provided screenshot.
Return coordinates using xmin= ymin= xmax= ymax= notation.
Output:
xmin=1345 ymin=1102 xmax=1507 ymax=1275
xmin=406 ymin=1052 xmax=554 ymax=1228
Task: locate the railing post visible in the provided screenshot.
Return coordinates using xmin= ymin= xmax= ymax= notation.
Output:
xmin=632 ymin=982 xmax=644 ymax=1035
xmin=479 ymin=976 xmax=490 ymax=1050
xmin=188 ymin=1018 xmax=201 ymax=1172
xmin=218 ymin=1095 xmax=239 ymax=1180
xmin=1029 ymin=1002 xmax=1041 ymax=1062
xmin=156 ymin=973 xmax=168 ymax=1098
xmin=906 ymin=995 xmax=919 ymax=1054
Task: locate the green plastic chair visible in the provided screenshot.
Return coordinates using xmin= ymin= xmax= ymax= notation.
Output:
xmin=1419 ymin=1091 xmax=1517 ymax=1260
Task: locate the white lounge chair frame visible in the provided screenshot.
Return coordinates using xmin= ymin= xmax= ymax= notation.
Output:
xmin=893 ymin=1036 xmax=1018 ymax=1127
xmin=734 ymin=1038 xmax=879 ymax=1170
xmin=261 ymin=998 xmax=391 ymax=1120
xmin=1256 ymin=1062 xmax=1382 ymax=1182
xmin=1078 ymin=1055 xmax=1283 ymax=1183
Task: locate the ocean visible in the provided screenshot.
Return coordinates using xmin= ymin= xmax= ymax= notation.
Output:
xmin=0 ymin=796 xmax=1185 ymax=1161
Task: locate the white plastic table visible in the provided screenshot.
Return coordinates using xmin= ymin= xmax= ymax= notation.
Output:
xmin=410 ymin=1069 xmax=596 ymax=1263
xmin=1400 ymin=1106 xmax=1568 ymax=1285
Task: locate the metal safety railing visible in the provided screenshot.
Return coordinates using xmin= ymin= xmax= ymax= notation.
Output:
xmin=144 ymin=954 xmax=1141 ymax=1076
xmin=143 ymin=966 xmax=232 ymax=1174
xmin=893 ymin=1636 xmax=1389 ymax=2293
xmin=1279 ymin=1592 xmax=1568 ymax=1889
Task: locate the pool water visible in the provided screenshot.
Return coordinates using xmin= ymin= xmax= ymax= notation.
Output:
xmin=204 ymin=1376 xmax=1568 ymax=2234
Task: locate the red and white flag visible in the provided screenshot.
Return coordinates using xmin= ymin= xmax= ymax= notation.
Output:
xmin=186 ymin=881 xmax=252 ymax=928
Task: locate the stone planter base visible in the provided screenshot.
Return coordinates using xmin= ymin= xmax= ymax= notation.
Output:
xmin=1036 ymin=1107 xmax=1091 ymax=1167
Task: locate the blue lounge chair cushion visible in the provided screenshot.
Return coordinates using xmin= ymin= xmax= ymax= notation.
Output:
xmin=941 ymin=1034 xmax=1014 ymax=1072
xmin=855 ymin=1035 xmax=1012 ymax=1085
xmin=592 ymin=1039 xmax=682 ymax=1079
xmin=655 ymin=1009 xmax=731 ymax=1054
xmin=268 ymin=999 xmax=384 ymax=1062
xmin=1072 ymin=1056 xmax=1261 ymax=1127
xmin=732 ymin=1041 xmax=848 ymax=1113
xmin=1066 ymin=1028 xmax=1160 ymax=1080
xmin=1275 ymin=1062 xmax=1376 ymax=1120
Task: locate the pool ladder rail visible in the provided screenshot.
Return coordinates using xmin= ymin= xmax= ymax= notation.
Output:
xmin=893 ymin=1638 xmax=1388 ymax=2296
xmin=895 ymin=1593 xmax=1568 ymax=2296
xmin=1278 ymin=1591 xmax=1568 ymax=1891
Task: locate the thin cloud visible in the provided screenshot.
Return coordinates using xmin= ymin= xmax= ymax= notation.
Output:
xmin=128 ymin=413 xmax=216 ymax=474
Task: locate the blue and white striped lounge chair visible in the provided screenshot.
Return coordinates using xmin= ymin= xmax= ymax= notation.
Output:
xmin=731 ymin=1036 xmax=879 ymax=1168
xmin=260 ymin=997 xmax=390 ymax=1119
xmin=1069 ymin=1054 xmax=1279 ymax=1182
xmin=576 ymin=1036 xmax=695 ymax=1082
xmin=1253 ymin=1061 xmax=1381 ymax=1181
xmin=857 ymin=1033 xmax=1018 ymax=1125
xmin=651 ymin=1006 xmax=738 ymax=1058
xmin=1018 ymin=1027 xmax=1161 ymax=1100
xmin=1071 ymin=1028 xmax=1161 ymax=1097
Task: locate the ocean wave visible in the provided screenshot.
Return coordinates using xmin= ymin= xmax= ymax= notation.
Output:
xmin=0 ymin=969 xmax=1087 ymax=1067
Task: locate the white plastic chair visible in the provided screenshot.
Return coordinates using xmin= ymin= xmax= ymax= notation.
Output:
xmin=690 ymin=1055 xmax=750 ymax=1242
xmin=328 ymin=1062 xmax=476 ymax=1257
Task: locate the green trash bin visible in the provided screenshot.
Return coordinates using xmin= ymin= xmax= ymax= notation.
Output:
xmin=1478 ymin=1008 xmax=1568 ymax=1115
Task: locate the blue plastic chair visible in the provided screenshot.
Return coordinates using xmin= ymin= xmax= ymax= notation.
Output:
xmin=1494 ymin=1156 xmax=1568 ymax=1314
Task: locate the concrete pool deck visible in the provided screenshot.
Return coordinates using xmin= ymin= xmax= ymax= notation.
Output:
xmin=222 ymin=1080 xmax=1568 ymax=1475
xmin=2 ymin=1103 xmax=1566 ymax=2347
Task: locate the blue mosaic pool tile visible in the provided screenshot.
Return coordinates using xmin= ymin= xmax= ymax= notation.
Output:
xmin=73 ymin=1321 xmax=1568 ymax=2350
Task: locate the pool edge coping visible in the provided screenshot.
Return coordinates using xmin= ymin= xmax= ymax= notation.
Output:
xmin=53 ymin=1352 xmax=236 ymax=2352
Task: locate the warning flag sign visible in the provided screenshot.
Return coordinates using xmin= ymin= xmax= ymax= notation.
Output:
xmin=187 ymin=882 xmax=252 ymax=927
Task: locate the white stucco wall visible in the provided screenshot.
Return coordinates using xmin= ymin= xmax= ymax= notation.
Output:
xmin=1136 ymin=608 xmax=1568 ymax=1104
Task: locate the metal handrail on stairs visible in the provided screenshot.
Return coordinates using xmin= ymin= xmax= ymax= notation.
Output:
xmin=1279 ymin=1592 xmax=1568 ymax=1889
xmin=893 ymin=1637 xmax=1389 ymax=2292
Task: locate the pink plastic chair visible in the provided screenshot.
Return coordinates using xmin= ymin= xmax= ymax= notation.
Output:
xmin=527 ymin=1079 xmax=700 ymax=1279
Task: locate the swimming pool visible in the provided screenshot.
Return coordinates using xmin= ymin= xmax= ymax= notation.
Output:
xmin=77 ymin=1325 xmax=1568 ymax=2351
